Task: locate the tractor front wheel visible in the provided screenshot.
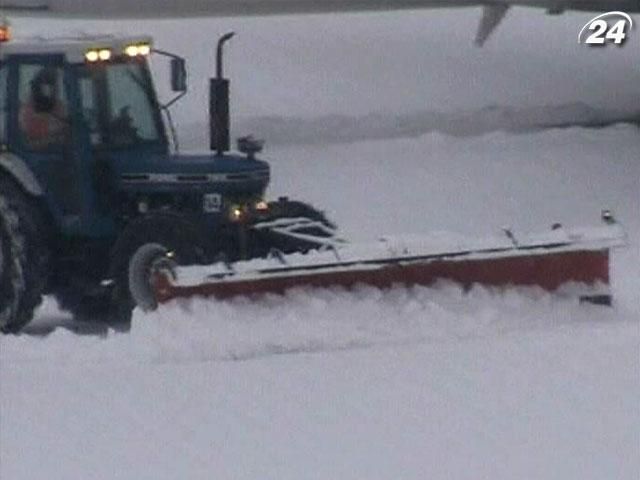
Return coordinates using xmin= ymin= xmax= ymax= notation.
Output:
xmin=107 ymin=214 xmax=207 ymax=328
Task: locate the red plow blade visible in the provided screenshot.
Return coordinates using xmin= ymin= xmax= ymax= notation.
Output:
xmin=139 ymin=220 xmax=625 ymax=311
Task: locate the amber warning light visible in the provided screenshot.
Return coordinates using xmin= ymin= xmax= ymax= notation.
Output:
xmin=0 ymin=24 xmax=11 ymax=43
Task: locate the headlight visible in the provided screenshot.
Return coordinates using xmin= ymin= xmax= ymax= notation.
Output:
xmin=85 ymin=50 xmax=100 ymax=62
xmin=254 ymin=200 xmax=269 ymax=212
xmin=138 ymin=44 xmax=151 ymax=56
xmin=125 ymin=45 xmax=140 ymax=57
xmin=125 ymin=43 xmax=151 ymax=57
xmin=98 ymin=49 xmax=112 ymax=61
xmin=137 ymin=199 xmax=149 ymax=214
xmin=85 ymin=48 xmax=112 ymax=62
xmin=229 ymin=205 xmax=244 ymax=223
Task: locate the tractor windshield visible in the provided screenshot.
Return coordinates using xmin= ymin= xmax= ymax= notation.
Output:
xmin=76 ymin=58 xmax=165 ymax=149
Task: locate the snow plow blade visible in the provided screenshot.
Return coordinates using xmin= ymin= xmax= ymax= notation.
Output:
xmin=134 ymin=217 xmax=625 ymax=311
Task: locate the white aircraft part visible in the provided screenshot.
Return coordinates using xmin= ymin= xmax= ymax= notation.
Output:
xmin=1 ymin=1 xmax=637 ymax=47
xmin=2 ymin=0 xmax=638 ymax=18
xmin=2 ymin=0 xmax=476 ymax=18
xmin=475 ymin=4 xmax=510 ymax=46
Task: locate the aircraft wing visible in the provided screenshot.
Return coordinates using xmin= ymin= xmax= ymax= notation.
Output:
xmin=1 ymin=0 xmax=477 ymax=17
xmin=3 ymin=0 xmax=639 ymax=46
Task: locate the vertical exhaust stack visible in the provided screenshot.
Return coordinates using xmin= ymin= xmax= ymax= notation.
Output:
xmin=210 ymin=32 xmax=235 ymax=155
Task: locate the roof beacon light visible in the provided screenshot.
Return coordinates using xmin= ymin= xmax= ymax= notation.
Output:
xmin=0 ymin=21 xmax=11 ymax=43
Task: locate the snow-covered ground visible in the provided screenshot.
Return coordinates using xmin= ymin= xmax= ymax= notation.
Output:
xmin=2 ymin=9 xmax=639 ymax=480
xmin=2 ymin=126 xmax=637 ymax=480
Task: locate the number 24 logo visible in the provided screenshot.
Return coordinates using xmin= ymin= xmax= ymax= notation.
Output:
xmin=578 ymin=12 xmax=634 ymax=46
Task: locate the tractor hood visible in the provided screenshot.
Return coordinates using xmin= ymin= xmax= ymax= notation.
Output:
xmin=110 ymin=152 xmax=270 ymax=195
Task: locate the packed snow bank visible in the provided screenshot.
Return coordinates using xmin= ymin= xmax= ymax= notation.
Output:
xmin=181 ymin=104 xmax=639 ymax=147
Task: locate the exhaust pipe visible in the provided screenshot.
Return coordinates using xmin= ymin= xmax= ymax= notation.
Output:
xmin=209 ymin=32 xmax=235 ymax=154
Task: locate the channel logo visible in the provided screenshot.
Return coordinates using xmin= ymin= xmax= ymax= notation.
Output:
xmin=578 ymin=11 xmax=634 ymax=46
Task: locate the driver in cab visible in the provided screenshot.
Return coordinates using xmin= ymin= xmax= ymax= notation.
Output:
xmin=19 ymin=67 xmax=69 ymax=150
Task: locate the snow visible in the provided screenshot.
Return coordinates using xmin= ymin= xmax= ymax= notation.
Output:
xmin=2 ymin=8 xmax=640 ymax=480
xmin=1 ymin=289 xmax=638 ymax=480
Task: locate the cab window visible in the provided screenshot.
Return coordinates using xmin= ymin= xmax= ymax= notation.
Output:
xmin=77 ymin=60 xmax=163 ymax=148
xmin=17 ymin=64 xmax=70 ymax=151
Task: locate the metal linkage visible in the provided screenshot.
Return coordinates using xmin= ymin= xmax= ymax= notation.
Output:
xmin=252 ymin=217 xmax=346 ymax=249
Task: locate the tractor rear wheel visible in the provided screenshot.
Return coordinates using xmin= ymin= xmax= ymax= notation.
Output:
xmin=0 ymin=178 xmax=49 ymax=334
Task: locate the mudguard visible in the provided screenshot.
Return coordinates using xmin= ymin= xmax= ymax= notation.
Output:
xmin=0 ymin=153 xmax=44 ymax=196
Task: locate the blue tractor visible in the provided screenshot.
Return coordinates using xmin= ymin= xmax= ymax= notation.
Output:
xmin=0 ymin=32 xmax=334 ymax=332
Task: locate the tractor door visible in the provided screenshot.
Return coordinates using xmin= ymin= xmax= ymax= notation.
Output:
xmin=7 ymin=55 xmax=96 ymax=233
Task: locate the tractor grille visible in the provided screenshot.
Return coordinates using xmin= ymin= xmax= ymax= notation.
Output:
xmin=119 ymin=191 xmax=263 ymax=218
xmin=119 ymin=170 xmax=270 ymax=184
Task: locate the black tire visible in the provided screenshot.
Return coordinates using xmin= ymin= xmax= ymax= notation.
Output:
xmin=269 ymin=199 xmax=336 ymax=232
xmin=0 ymin=177 xmax=49 ymax=334
xmin=107 ymin=214 xmax=207 ymax=327
xmin=128 ymin=243 xmax=175 ymax=313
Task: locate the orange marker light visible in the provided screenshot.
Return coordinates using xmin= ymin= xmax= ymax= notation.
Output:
xmin=0 ymin=25 xmax=11 ymax=43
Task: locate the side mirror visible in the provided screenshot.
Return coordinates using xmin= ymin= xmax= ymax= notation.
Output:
xmin=170 ymin=58 xmax=187 ymax=92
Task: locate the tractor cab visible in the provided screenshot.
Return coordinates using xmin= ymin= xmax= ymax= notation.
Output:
xmin=0 ymin=34 xmax=270 ymax=239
